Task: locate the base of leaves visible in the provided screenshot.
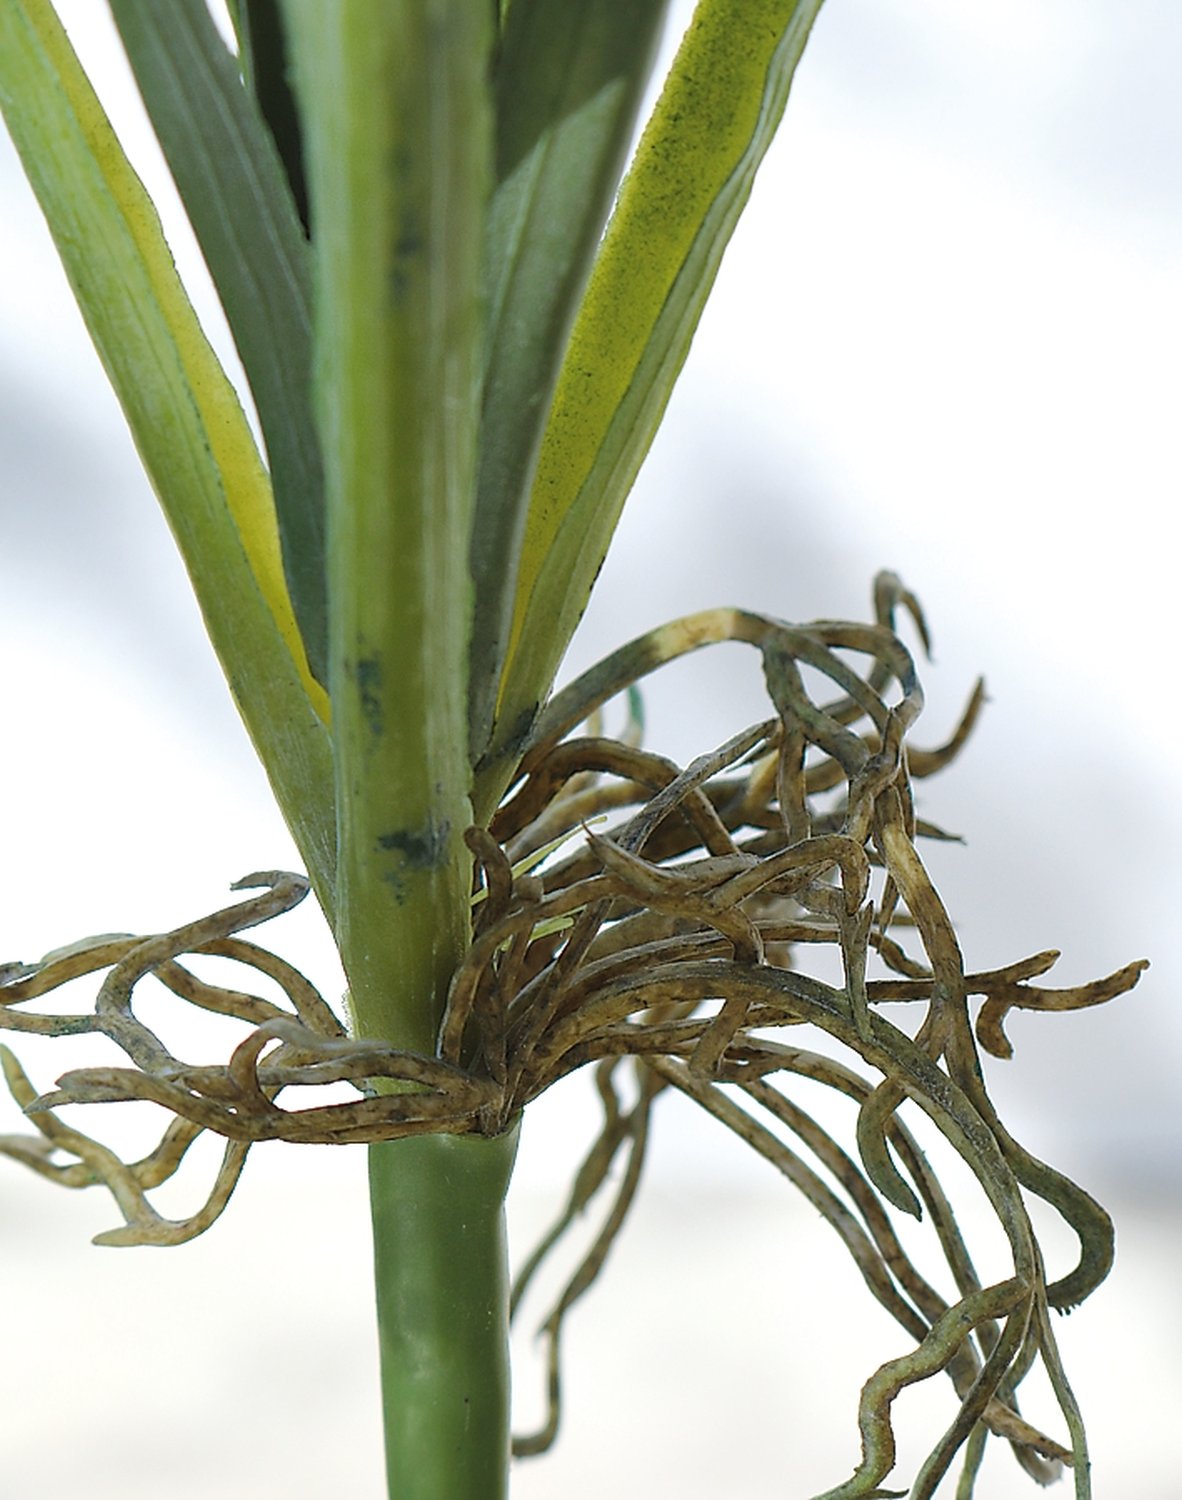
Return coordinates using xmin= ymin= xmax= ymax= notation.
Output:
xmin=1 ymin=574 xmax=1143 ymax=1497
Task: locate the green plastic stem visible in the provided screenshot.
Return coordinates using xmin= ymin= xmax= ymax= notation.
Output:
xmin=369 ymin=1127 xmax=520 ymax=1500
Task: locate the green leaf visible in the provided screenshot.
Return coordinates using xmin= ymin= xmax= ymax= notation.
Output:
xmin=110 ymin=0 xmax=327 ymax=687
xmin=466 ymin=0 xmax=670 ymax=764
xmin=233 ymin=0 xmax=311 ymax=235
xmin=0 ymin=0 xmax=334 ymax=911
xmin=481 ymin=0 xmax=826 ymax=803
xmin=282 ymin=0 xmax=492 ymax=1050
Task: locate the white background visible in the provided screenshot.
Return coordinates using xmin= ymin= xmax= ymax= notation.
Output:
xmin=2 ymin=2 xmax=1179 ymax=1495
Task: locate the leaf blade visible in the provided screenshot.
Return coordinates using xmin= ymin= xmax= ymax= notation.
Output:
xmin=0 ymin=0 xmax=334 ymax=907
xmin=233 ymin=0 xmax=311 ymax=235
xmin=109 ymin=0 xmax=327 ymax=686
xmin=467 ymin=0 xmax=670 ymax=762
xmin=484 ymin=0 xmax=826 ymax=796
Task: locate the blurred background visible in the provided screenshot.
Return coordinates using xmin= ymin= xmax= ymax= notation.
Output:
xmin=2 ymin=2 xmax=1178 ymax=1495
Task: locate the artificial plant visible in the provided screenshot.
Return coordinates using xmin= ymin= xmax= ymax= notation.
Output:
xmin=0 ymin=3 xmax=1144 ymax=1497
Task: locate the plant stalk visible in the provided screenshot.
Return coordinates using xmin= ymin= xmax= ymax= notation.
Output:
xmin=369 ymin=1128 xmax=519 ymax=1500
xmin=282 ymin=7 xmax=504 ymax=1493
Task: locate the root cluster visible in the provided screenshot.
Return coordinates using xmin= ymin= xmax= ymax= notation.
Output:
xmin=1 ymin=574 xmax=1144 ymax=1497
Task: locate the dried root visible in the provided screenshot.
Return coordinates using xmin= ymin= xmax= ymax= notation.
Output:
xmin=0 ymin=573 xmax=1144 ymax=1496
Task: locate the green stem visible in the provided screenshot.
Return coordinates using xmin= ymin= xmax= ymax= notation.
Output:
xmin=281 ymin=8 xmax=509 ymax=1492
xmin=369 ymin=1128 xmax=519 ymax=1500
xmin=283 ymin=0 xmax=491 ymax=1045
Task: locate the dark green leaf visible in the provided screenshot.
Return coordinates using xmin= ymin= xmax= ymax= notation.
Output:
xmin=234 ymin=0 xmax=311 ymax=236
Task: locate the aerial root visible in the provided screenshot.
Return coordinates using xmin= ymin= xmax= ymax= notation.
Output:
xmin=1 ymin=574 xmax=1143 ymax=1495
